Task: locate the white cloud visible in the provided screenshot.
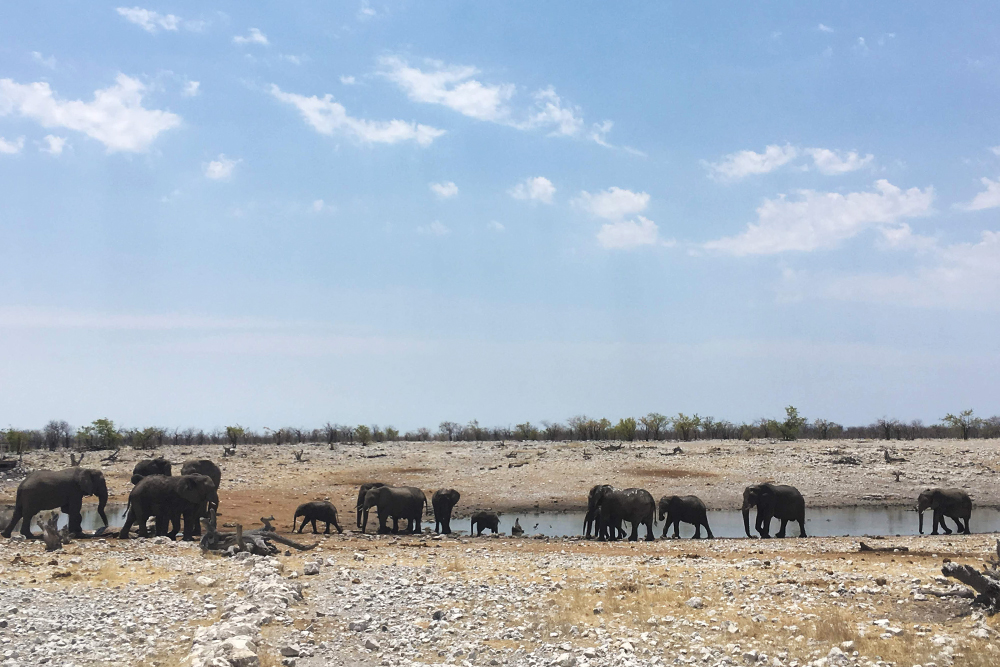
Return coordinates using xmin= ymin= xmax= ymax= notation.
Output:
xmin=429 ymin=181 xmax=458 ymax=199
xmin=378 ymin=56 xmax=514 ymax=123
xmin=818 ymin=23 xmax=834 ymax=33
xmin=855 ymin=37 xmax=869 ymax=54
xmin=574 ymin=186 xmax=650 ymax=220
xmin=417 ymin=221 xmax=449 ymax=236
xmin=117 ymin=7 xmax=180 ymax=32
xmin=705 ymin=144 xmax=799 ymax=182
xmin=269 ymin=84 xmax=444 ymax=146
xmin=233 ymin=28 xmax=269 ymax=46
xmin=279 ymin=54 xmax=302 ymax=66
xmin=874 ymin=223 xmax=937 ymax=253
xmin=807 ymin=148 xmax=874 ymax=174
xmin=182 ymin=80 xmax=200 ymax=97
xmin=0 ymin=74 xmax=180 ymax=152
xmin=957 ymin=176 xmax=1000 ymax=211
xmin=0 ymin=136 xmax=24 ymax=154
xmin=357 ymin=0 xmax=376 ymax=20
xmin=990 ymin=146 xmax=1000 ymax=157
xmin=826 ymin=231 xmax=1000 ymax=310
xmin=40 ymin=135 xmax=66 ymax=155
xmin=311 ymin=199 xmax=334 ymax=213
xmin=204 ymin=154 xmax=239 ymax=180
xmin=596 ymin=216 xmax=661 ymax=249
xmin=509 ymin=176 xmax=555 ymax=204
xmin=488 ymin=221 xmax=505 ymax=232
xmin=704 ymin=180 xmax=934 ymax=255
xmin=340 ymin=75 xmax=356 ymax=85
xmin=31 ymin=52 xmax=56 ymax=69
xmin=522 ymin=87 xmax=584 ymax=136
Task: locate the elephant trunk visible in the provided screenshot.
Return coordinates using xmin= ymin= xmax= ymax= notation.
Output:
xmin=742 ymin=505 xmax=752 ymax=538
xmin=918 ymin=509 xmax=924 ymax=534
xmin=96 ymin=483 xmax=109 ymax=527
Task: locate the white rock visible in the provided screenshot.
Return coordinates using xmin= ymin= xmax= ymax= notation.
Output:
xmin=195 ymin=576 xmax=217 ymax=587
xmin=365 ymin=638 xmax=381 ymax=651
xmin=303 ymin=563 xmax=320 ymax=576
xmin=686 ymin=596 xmax=704 ymax=609
xmin=970 ymin=627 xmax=990 ymax=639
xmin=552 ymin=652 xmax=576 ymax=666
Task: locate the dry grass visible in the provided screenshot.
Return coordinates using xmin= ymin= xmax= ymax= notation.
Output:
xmin=443 ymin=556 xmax=466 ymax=572
xmin=538 ymin=578 xmax=693 ymax=635
xmin=627 ymin=467 xmax=719 ymax=479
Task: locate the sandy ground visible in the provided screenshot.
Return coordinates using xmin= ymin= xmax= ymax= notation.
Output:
xmin=1 ymin=438 xmax=999 ymax=667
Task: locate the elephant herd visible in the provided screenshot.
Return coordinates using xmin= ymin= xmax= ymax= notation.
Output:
xmin=0 ymin=460 xmax=980 ymax=543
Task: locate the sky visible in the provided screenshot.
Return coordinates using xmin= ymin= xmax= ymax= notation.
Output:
xmin=2 ymin=2 xmax=1000 ymax=432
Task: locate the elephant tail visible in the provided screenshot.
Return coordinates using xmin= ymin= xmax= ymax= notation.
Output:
xmin=122 ymin=500 xmax=131 ymax=519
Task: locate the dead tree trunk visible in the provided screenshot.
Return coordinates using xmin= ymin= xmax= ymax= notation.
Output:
xmin=38 ymin=514 xmax=62 ymax=552
xmin=942 ymin=561 xmax=1000 ymax=614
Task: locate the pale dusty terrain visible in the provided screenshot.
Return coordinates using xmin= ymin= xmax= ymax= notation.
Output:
xmin=0 ymin=438 xmax=998 ymax=667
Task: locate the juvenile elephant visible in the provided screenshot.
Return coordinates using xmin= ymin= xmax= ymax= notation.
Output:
xmin=918 ymin=488 xmax=972 ymax=535
xmin=180 ymin=459 xmax=222 ymax=536
xmin=131 ymin=456 xmax=172 ymax=485
xmin=595 ymin=487 xmax=656 ymax=541
xmin=119 ymin=473 xmax=219 ymax=541
xmin=294 ymin=501 xmax=343 ymax=534
xmin=361 ymin=486 xmax=427 ymax=534
xmin=659 ymin=495 xmax=714 ymax=539
xmin=432 ymin=488 xmax=461 ymax=534
xmin=584 ymin=484 xmax=613 ymax=539
xmin=356 ymin=482 xmax=386 ymax=529
xmin=743 ymin=483 xmax=806 ymax=538
xmin=2 ymin=468 xmax=109 ymax=539
xmin=470 ymin=511 xmax=500 ymax=536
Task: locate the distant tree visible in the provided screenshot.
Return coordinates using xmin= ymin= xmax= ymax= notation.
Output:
xmin=416 ymin=427 xmax=431 ymax=441
xmin=438 ymin=421 xmax=460 ymax=441
xmin=371 ymin=425 xmax=384 ymax=442
xmin=43 ymin=420 xmax=72 ymax=451
xmin=225 ymin=425 xmax=245 ymax=447
xmin=777 ymin=406 xmax=806 ymax=441
xmin=355 ymin=425 xmax=372 ymax=445
xmin=942 ymin=409 xmax=981 ymax=440
xmin=514 ymin=422 xmax=539 ymax=441
xmin=567 ymin=415 xmax=588 ymax=440
xmin=874 ymin=418 xmax=900 ymax=441
xmin=133 ymin=427 xmax=164 ymax=451
xmin=640 ymin=413 xmax=669 ymax=441
xmin=323 ymin=423 xmax=338 ymax=446
xmin=3 ymin=429 xmax=31 ymax=459
xmin=671 ymin=413 xmax=701 ymax=442
xmin=615 ymin=417 xmax=637 ymax=441
xmin=89 ymin=419 xmax=122 ymax=450
xmin=384 ymin=426 xmax=399 ymax=441
xmin=541 ymin=421 xmax=565 ymax=441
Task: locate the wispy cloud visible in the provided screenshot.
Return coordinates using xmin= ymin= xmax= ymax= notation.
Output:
xmin=509 ymin=176 xmax=555 ymax=204
xmin=818 ymin=23 xmax=834 ymax=33
xmin=575 ymin=187 xmax=666 ymax=250
xmin=182 ymin=80 xmax=200 ymax=97
xmin=0 ymin=75 xmax=180 ymax=152
xmin=0 ymin=136 xmax=25 ymax=154
xmin=574 ymin=187 xmax=650 ymax=220
xmin=704 ymin=180 xmax=934 ymax=255
xmin=116 ymin=7 xmax=204 ymax=33
xmin=596 ymin=216 xmax=662 ymax=249
xmin=417 ymin=221 xmax=449 ymax=236
xmin=233 ymin=28 xmax=269 ymax=46
xmin=269 ymin=84 xmax=444 ymax=146
xmin=806 ymin=148 xmax=874 ymax=175
xmin=705 ymin=144 xmax=799 ymax=181
xmin=40 ymin=135 xmax=66 ymax=155
xmin=340 ymin=75 xmax=357 ymax=85
xmin=429 ymin=181 xmax=458 ymax=199
xmin=204 ymin=154 xmax=239 ymax=180
xmin=957 ymin=176 xmax=1000 ymax=211
xmin=31 ymin=52 xmax=56 ymax=69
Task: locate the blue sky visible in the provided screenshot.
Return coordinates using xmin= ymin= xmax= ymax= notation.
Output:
xmin=2 ymin=2 xmax=999 ymax=431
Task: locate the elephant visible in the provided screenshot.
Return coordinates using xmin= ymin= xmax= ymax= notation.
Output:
xmin=131 ymin=456 xmax=172 ymax=485
xmin=511 ymin=518 xmax=524 ymax=537
xmin=470 ymin=511 xmax=500 ymax=536
xmin=361 ymin=486 xmax=427 ymax=534
xmin=2 ymin=468 xmax=109 ymax=539
xmin=659 ymin=495 xmax=714 ymax=539
xmin=356 ymin=482 xmax=387 ymax=529
xmin=595 ymin=487 xmax=656 ymax=541
xmin=583 ymin=484 xmax=626 ymax=539
xmin=180 ymin=459 xmax=222 ymax=536
xmin=917 ymin=488 xmax=972 ymax=535
xmin=743 ymin=483 xmax=806 ymax=538
xmin=293 ymin=501 xmax=343 ymax=534
xmin=119 ymin=473 xmax=219 ymax=541
xmin=432 ymin=488 xmax=461 ymax=534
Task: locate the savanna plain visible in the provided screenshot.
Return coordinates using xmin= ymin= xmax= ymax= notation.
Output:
xmin=1 ymin=437 xmax=998 ymax=667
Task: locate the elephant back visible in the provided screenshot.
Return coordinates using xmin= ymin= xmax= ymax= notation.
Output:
xmin=181 ymin=459 xmax=222 ymax=489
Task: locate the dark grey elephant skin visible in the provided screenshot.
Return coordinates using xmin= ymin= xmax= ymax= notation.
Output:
xmin=361 ymin=486 xmax=427 ymax=534
xmin=584 ymin=484 xmax=614 ymax=539
xmin=356 ymin=482 xmax=387 ymax=529
xmin=596 ymin=487 xmax=656 ymax=541
xmin=119 ymin=474 xmax=219 ymax=541
xmin=294 ymin=501 xmax=343 ymax=534
xmin=2 ymin=468 xmax=109 ymax=539
xmin=180 ymin=459 xmax=222 ymax=537
xmin=131 ymin=457 xmax=172 ymax=485
xmin=918 ymin=488 xmax=972 ymax=535
xmin=432 ymin=488 xmax=461 ymax=534
xmin=658 ymin=495 xmax=714 ymax=539
xmin=743 ymin=483 xmax=806 ymax=538
xmin=470 ymin=511 xmax=500 ymax=536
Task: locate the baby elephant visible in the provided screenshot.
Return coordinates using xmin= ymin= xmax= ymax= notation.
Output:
xmin=470 ymin=511 xmax=500 ymax=536
xmin=658 ymin=494 xmax=714 ymax=539
xmin=293 ymin=501 xmax=343 ymax=534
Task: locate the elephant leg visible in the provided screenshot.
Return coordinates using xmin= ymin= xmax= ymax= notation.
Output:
xmin=62 ymin=498 xmax=84 ymax=536
xmin=2 ymin=504 xmax=23 ymax=538
xmin=415 ymin=517 xmax=422 ymax=533
xmin=119 ymin=510 xmax=135 ymax=539
xmin=704 ymin=520 xmax=714 ymax=539
xmin=693 ymin=522 xmax=702 ymax=539
xmin=180 ymin=511 xmax=195 ymax=541
xmin=190 ymin=504 xmax=204 ymax=536
xmin=963 ymin=517 xmax=971 ymax=535
xmin=311 ymin=518 xmax=319 ymax=534
xmin=323 ymin=521 xmax=331 ymax=535
xmin=645 ymin=520 xmax=655 ymax=541
xmin=776 ymin=518 xmax=788 ymax=538
xmin=391 ymin=516 xmax=399 ymax=533
xmin=673 ymin=520 xmax=681 ymax=538
xmin=628 ymin=521 xmax=639 ymax=542
xmin=938 ymin=512 xmax=952 ymax=534
xmin=758 ymin=514 xmax=771 ymax=539
xmin=20 ymin=510 xmax=37 ymax=538
xmin=797 ymin=518 xmax=807 ymax=538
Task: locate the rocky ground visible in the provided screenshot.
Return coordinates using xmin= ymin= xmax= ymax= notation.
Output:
xmin=0 ymin=438 xmax=998 ymax=666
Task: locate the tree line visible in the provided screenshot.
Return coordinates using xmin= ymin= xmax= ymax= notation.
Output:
xmin=0 ymin=408 xmax=994 ymax=456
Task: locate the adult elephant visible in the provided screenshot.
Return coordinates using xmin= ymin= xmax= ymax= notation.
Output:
xmin=356 ymin=482 xmax=386 ymax=529
xmin=595 ymin=487 xmax=656 ymax=542
xmin=917 ymin=488 xmax=972 ymax=535
xmin=131 ymin=456 xmax=172 ymax=484
xmin=361 ymin=486 xmax=426 ymax=534
xmin=584 ymin=484 xmax=613 ymax=539
xmin=432 ymin=488 xmax=461 ymax=534
xmin=659 ymin=495 xmax=714 ymax=539
xmin=2 ymin=468 xmax=109 ymax=539
xmin=180 ymin=459 xmax=222 ymax=536
xmin=119 ymin=473 xmax=219 ymax=541
xmin=743 ymin=483 xmax=806 ymax=538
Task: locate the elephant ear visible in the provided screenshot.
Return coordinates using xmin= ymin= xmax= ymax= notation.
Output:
xmin=78 ymin=469 xmax=96 ymax=495
xmin=177 ymin=476 xmax=201 ymax=502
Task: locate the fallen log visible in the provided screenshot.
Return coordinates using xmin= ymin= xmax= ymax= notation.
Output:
xmin=942 ymin=561 xmax=1000 ymax=614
